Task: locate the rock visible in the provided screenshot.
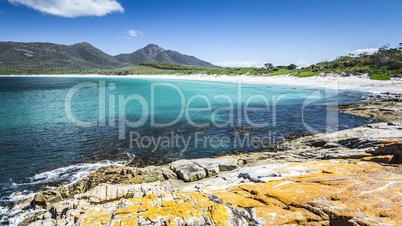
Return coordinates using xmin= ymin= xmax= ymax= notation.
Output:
xmin=16 ymin=118 xmax=402 ymax=225
xmin=28 ymin=220 xmax=43 ymax=226
xmin=141 ymin=166 xmax=166 ymax=182
xmin=167 ymin=179 xmax=186 ymax=188
xmin=45 ymin=155 xmax=402 ymax=226
xmin=365 ymin=123 xmax=390 ymax=129
xmin=366 ymin=137 xmax=402 ymax=161
xmin=192 ymin=159 xmax=220 ymax=176
xmin=41 ymin=190 xmax=63 ymax=204
xmin=214 ymin=156 xmax=239 ymax=171
xmin=42 ymin=218 xmax=55 ymax=225
xmin=76 ymin=181 xmax=173 ymax=203
xmin=43 ymin=212 xmax=52 ymax=219
xmin=337 ymin=97 xmax=402 ymax=123
xmin=170 ymin=157 xmax=239 ymax=182
xmin=309 ymin=139 xmax=328 ymax=147
xmin=33 ymin=193 xmax=47 ymax=208
xmin=160 ymin=166 xmax=177 ymax=180
xmin=379 ymin=107 xmax=401 ymax=112
xmin=170 ymin=160 xmax=207 ymax=182
xmin=323 ymin=142 xmax=340 ymax=148
xmin=58 ymin=187 xmax=70 ymax=199
xmin=391 ymin=150 xmax=402 ymax=164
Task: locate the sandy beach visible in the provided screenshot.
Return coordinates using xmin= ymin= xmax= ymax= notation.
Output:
xmin=7 ymin=73 xmax=402 ymax=94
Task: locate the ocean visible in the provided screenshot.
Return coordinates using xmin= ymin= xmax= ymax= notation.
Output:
xmin=0 ymin=76 xmax=374 ymax=223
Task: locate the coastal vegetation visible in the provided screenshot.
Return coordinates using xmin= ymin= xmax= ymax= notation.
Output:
xmin=105 ymin=43 xmax=402 ymax=77
xmin=370 ymin=73 xmax=391 ymax=80
xmin=304 ymin=43 xmax=402 ymax=77
xmin=1 ymin=42 xmax=401 ymax=77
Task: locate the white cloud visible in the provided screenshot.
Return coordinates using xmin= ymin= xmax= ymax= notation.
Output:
xmin=118 ymin=29 xmax=144 ymax=40
xmin=128 ymin=29 xmax=143 ymax=38
xmin=215 ymin=61 xmax=264 ymax=68
xmin=8 ymin=0 xmax=124 ymax=18
xmin=347 ymin=48 xmax=378 ymax=55
xmin=296 ymin=60 xmax=311 ymax=68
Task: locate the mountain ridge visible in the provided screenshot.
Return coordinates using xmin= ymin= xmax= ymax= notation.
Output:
xmin=0 ymin=41 xmax=216 ymax=74
xmin=115 ymin=44 xmax=216 ymax=67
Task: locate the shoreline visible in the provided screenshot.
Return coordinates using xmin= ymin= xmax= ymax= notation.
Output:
xmin=2 ymin=73 xmax=402 ymax=94
xmin=14 ymin=121 xmax=402 ymax=225
xmin=2 ymin=74 xmax=402 ymax=225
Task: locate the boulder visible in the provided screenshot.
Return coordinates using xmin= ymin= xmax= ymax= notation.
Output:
xmin=170 ymin=160 xmax=207 ymax=182
xmin=33 ymin=193 xmax=47 ymax=209
xmin=192 ymin=159 xmax=220 ymax=176
xmin=41 ymin=190 xmax=63 ymax=204
xmin=213 ymin=156 xmax=239 ymax=171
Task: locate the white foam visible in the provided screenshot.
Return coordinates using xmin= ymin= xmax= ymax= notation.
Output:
xmin=0 ymin=205 xmax=7 ymax=217
xmin=1 ymin=153 xmax=135 ymax=225
xmin=14 ymin=154 xmax=133 ymax=189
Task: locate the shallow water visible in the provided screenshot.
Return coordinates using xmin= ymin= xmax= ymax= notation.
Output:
xmin=0 ymin=76 xmax=374 ymax=221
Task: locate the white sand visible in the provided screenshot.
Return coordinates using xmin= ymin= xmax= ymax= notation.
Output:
xmin=6 ymin=74 xmax=402 ymax=94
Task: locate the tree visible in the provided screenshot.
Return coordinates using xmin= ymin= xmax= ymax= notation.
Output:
xmin=275 ymin=65 xmax=287 ymax=70
xmin=264 ymin=63 xmax=274 ymax=70
xmin=287 ymin=64 xmax=297 ymax=70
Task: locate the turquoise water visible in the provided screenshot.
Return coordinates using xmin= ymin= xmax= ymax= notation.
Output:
xmin=0 ymin=76 xmax=374 ymax=221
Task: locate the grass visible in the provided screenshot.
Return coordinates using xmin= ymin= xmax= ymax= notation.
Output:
xmin=370 ymin=73 xmax=390 ymax=80
xmin=105 ymin=65 xmax=171 ymax=75
xmin=292 ymin=71 xmax=320 ymax=77
xmin=266 ymin=69 xmax=289 ymax=76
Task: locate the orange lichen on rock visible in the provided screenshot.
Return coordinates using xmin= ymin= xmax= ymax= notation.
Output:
xmin=214 ymin=191 xmax=265 ymax=208
xmin=75 ymin=157 xmax=402 ymax=226
xmin=114 ymin=217 xmax=138 ymax=226
xmin=76 ymin=189 xmax=231 ymax=226
xmin=75 ymin=209 xmax=113 ymax=225
xmin=254 ymin=206 xmax=319 ymax=225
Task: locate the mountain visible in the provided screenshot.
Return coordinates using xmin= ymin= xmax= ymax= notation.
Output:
xmin=0 ymin=41 xmax=130 ymax=73
xmin=0 ymin=42 xmax=216 ymax=74
xmin=115 ymin=44 xmax=216 ymax=67
xmin=70 ymin=42 xmax=130 ymax=68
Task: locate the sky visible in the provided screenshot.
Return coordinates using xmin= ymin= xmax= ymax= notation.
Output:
xmin=1 ymin=0 xmax=402 ymax=67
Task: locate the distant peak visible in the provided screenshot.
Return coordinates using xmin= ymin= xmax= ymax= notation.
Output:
xmin=143 ymin=44 xmax=164 ymax=51
xmin=71 ymin=42 xmax=93 ymax=48
xmin=145 ymin=44 xmax=161 ymax=48
xmin=141 ymin=44 xmax=165 ymax=57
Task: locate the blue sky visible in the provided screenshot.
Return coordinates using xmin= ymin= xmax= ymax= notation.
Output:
xmin=1 ymin=0 xmax=402 ymax=67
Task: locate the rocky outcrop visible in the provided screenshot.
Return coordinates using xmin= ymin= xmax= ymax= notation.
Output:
xmin=28 ymin=165 xmax=177 ymax=210
xmin=366 ymin=137 xmax=402 ymax=164
xmin=17 ymin=123 xmax=402 ymax=225
xmin=232 ymin=122 xmax=402 ymax=168
xmin=27 ymin=122 xmax=402 ymax=210
xmin=29 ymin=156 xmax=239 ymax=209
xmin=337 ymin=96 xmax=402 ymax=123
xmin=26 ymin=139 xmax=402 ymax=225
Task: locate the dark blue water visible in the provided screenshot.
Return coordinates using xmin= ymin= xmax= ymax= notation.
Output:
xmin=0 ymin=76 xmax=374 ymax=221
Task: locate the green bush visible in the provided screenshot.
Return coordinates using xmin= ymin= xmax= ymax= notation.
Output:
xmin=267 ymin=69 xmax=289 ymax=76
xmin=292 ymin=71 xmax=319 ymax=77
xmin=370 ymin=74 xmax=390 ymax=80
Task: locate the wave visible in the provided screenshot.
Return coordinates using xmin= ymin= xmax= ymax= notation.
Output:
xmin=0 ymin=152 xmax=135 ymax=225
xmin=0 ymin=192 xmax=38 ymax=225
